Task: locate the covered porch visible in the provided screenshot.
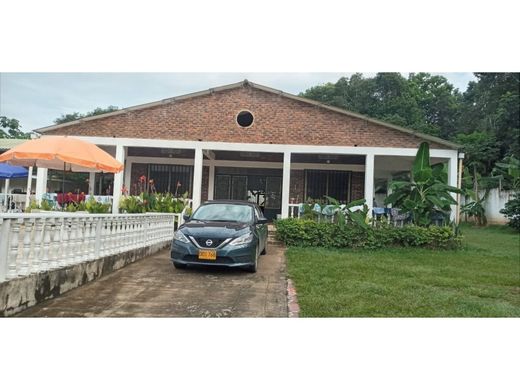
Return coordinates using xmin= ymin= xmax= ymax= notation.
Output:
xmin=34 ymin=137 xmax=459 ymax=221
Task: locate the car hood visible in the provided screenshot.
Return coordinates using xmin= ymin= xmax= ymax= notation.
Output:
xmin=180 ymin=220 xmax=252 ymax=239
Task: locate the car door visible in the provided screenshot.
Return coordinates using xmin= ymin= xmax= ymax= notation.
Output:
xmin=254 ymin=205 xmax=268 ymax=251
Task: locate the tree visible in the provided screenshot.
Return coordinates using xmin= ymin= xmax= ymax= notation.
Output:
xmin=300 ymin=72 xmax=461 ymax=138
xmin=408 ymin=73 xmax=462 ymax=139
xmin=454 ymin=131 xmax=500 ymax=179
xmin=54 ymin=105 xmax=119 ymax=124
xmin=300 ymin=72 xmax=518 ymax=176
xmin=458 ymin=73 xmax=520 ymax=159
xmin=0 ymin=116 xmax=32 ymax=139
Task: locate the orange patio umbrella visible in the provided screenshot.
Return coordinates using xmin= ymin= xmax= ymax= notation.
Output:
xmin=0 ymin=136 xmax=123 ymax=173
xmin=0 ymin=136 xmax=123 ymax=199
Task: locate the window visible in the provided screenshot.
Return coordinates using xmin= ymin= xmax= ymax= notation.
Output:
xmin=236 ymin=110 xmax=254 ymax=127
xmin=305 ymin=170 xmax=351 ymax=203
xmin=148 ymin=164 xmax=193 ymax=195
xmin=191 ymin=203 xmax=254 ymax=223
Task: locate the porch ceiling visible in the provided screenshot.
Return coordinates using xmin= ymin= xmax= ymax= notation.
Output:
xmin=213 ymin=150 xmax=283 ymax=162
xmin=127 ymin=147 xmax=195 ymax=159
xmin=291 ymin=153 xmax=365 ymax=165
xmin=375 ymin=155 xmax=448 ymax=174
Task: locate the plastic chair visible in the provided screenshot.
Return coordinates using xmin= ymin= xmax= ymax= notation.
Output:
xmin=321 ymin=205 xmax=337 ymax=223
xmin=390 ymin=208 xmax=410 ymax=227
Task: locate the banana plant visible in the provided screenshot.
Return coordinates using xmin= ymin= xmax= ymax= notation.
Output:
xmin=324 ymin=196 xmax=369 ymax=228
xmin=460 ymin=167 xmax=492 ymax=225
xmin=384 ymin=142 xmax=462 ymax=227
xmin=492 ymin=155 xmax=520 ymax=191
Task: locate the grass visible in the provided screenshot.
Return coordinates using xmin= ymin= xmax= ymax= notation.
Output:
xmin=285 ymin=224 xmax=520 ymax=317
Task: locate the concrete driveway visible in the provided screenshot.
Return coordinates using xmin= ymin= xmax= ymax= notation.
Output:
xmin=17 ymin=242 xmax=288 ymax=317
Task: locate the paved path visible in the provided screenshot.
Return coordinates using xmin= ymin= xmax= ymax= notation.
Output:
xmin=17 ymin=242 xmax=288 ymax=317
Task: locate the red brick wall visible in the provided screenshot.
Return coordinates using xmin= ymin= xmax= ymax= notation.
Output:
xmin=45 ymin=85 xmax=448 ymax=149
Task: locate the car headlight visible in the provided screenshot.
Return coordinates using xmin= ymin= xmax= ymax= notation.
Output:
xmin=173 ymin=230 xmax=190 ymax=244
xmin=229 ymin=232 xmax=254 ymax=246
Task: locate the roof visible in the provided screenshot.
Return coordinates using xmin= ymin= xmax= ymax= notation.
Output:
xmin=34 ymin=80 xmax=460 ymax=149
xmin=0 ymin=138 xmax=26 ymax=151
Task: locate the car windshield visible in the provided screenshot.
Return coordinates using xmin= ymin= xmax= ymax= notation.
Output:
xmin=191 ymin=203 xmax=254 ymax=223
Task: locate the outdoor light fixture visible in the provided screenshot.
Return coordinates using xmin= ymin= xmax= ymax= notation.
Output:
xmin=318 ymin=154 xmax=338 ymax=161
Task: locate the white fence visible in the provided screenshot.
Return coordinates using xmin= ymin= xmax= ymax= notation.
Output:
xmin=462 ymin=189 xmax=514 ymax=224
xmin=0 ymin=212 xmax=182 ymax=282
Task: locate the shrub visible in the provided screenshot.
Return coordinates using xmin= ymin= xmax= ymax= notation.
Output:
xmin=119 ymin=192 xmax=190 ymax=214
xmin=274 ymin=218 xmax=461 ymax=249
xmin=85 ymin=198 xmax=111 ymax=214
xmin=500 ymin=192 xmax=520 ymax=231
xmin=26 ymin=199 xmax=53 ymax=212
xmin=119 ymin=195 xmax=146 ymax=213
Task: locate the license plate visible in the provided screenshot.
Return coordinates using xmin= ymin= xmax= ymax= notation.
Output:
xmin=198 ymin=249 xmax=217 ymax=260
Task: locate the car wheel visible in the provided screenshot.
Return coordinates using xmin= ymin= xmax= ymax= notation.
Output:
xmin=245 ymin=258 xmax=257 ymax=273
xmin=245 ymin=245 xmax=259 ymax=273
xmin=173 ymin=261 xmax=187 ymax=269
xmin=261 ymin=240 xmax=267 ymax=255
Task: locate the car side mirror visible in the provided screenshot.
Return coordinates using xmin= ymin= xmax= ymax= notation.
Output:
xmin=257 ymin=217 xmax=268 ymax=225
xmin=183 ymin=214 xmax=190 ymax=222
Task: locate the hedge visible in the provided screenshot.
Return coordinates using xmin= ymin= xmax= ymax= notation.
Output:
xmin=274 ymin=219 xmax=461 ymax=249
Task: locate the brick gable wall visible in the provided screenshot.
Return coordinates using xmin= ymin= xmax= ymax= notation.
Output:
xmin=44 ymin=86 xmax=447 ymax=149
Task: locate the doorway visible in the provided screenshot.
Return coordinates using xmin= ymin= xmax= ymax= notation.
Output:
xmin=214 ymin=167 xmax=282 ymax=220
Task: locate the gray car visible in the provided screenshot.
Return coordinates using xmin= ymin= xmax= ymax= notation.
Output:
xmin=170 ymin=200 xmax=268 ymax=272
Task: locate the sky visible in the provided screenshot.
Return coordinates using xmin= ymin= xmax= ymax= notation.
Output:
xmin=0 ymin=73 xmax=476 ymax=132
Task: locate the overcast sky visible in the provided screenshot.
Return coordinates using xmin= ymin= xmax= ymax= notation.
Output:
xmin=0 ymin=73 xmax=476 ymax=132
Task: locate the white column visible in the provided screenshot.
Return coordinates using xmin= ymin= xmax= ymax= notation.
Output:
xmin=88 ymin=172 xmax=96 ymax=195
xmin=364 ymin=153 xmax=375 ymax=212
xmin=192 ymin=148 xmax=203 ymax=210
xmin=35 ymin=167 xmax=48 ymax=202
xmin=208 ymin=163 xmax=215 ymax=201
xmin=112 ymin=145 xmax=126 ymax=214
xmin=25 ymin=166 xmax=34 ymax=208
xmin=124 ymin=161 xmax=132 ymax=191
xmin=448 ymin=152 xmax=459 ymax=222
xmin=281 ymin=151 xmax=291 ymax=219
xmin=4 ymin=179 xmax=9 ymax=210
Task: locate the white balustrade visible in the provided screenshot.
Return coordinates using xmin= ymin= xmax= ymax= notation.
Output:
xmin=66 ymin=217 xmax=75 ymax=266
xmin=50 ymin=218 xmax=60 ymax=269
xmin=7 ymin=218 xmax=21 ymax=279
xmin=20 ymin=219 xmax=32 ymax=276
xmin=0 ymin=212 xmax=179 ymax=282
xmin=32 ymin=219 xmax=44 ymax=271
xmin=59 ymin=218 xmax=69 ymax=267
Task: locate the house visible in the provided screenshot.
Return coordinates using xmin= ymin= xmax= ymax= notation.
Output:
xmin=32 ymin=80 xmax=461 ymax=219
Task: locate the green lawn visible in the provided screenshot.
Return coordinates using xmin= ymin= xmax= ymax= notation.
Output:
xmin=286 ymin=225 xmax=520 ymax=317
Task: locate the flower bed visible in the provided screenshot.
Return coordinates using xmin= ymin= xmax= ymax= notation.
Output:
xmin=274 ymin=218 xmax=461 ymax=249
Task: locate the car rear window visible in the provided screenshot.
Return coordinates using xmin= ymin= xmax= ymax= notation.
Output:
xmin=191 ymin=203 xmax=254 ymax=223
